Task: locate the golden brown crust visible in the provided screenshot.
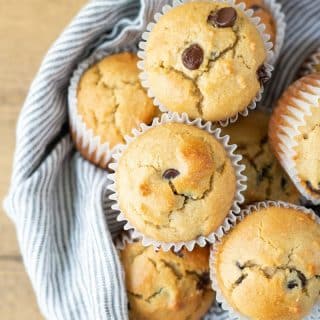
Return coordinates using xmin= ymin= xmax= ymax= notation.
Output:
xmin=76 ymin=52 xmax=158 ymax=150
xmin=214 ymin=206 xmax=320 ymax=320
xmin=116 ymin=123 xmax=237 ymax=242
xmin=120 ymin=242 xmax=215 ymax=320
xmin=144 ymin=2 xmax=267 ymax=122
xmin=269 ymin=73 xmax=320 ymax=199
xmin=222 ymin=109 xmax=300 ymax=204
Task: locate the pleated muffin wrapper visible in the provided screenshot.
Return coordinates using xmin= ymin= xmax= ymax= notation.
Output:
xmin=137 ymin=0 xmax=274 ymax=127
xmin=262 ymin=0 xmax=286 ymax=64
xmin=107 ymin=112 xmax=247 ymax=252
xmin=270 ymin=74 xmax=320 ymax=205
xmin=209 ymin=200 xmax=320 ymax=320
xmin=68 ymin=46 xmax=136 ymax=169
xmin=298 ymin=47 xmax=320 ymax=77
xmin=114 ymin=230 xmax=140 ymax=251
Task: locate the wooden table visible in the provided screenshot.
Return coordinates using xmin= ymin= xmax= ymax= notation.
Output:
xmin=0 ymin=1 xmax=87 ymax=318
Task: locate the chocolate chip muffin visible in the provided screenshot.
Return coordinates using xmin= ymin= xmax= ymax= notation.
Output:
xmin=238 ymin=0 xmax=276 ymax=45
xmin=269 ymin=73 xmax=320 ymax=203
xmin=213 ymin=203 xmax=320 ymax=320
xmin=76 ymin=52 xmax=158 ymax=165
xmin=120 ymin=241 xmax=214 ymax=320
xmin=221 ymin=109 xmax=300 ymax=205
xmin=115 ymin=122 xmax=238 ymax=243
xmin=143 ymin=2 xmax=268 ymax=122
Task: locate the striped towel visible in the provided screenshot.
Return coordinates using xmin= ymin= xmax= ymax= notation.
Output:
xmin=4 ymin=0 xmax=320 ymax=319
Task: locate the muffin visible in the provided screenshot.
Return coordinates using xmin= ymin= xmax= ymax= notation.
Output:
xmin=114 ymin=122 xmax=238 ymax=244
xmin=213 ymin=203 xmax=320 ymax=320
xmin=237 ymin=0 xmax=276 ymax=45
xmin=142 ymin=1 xmax=268 ymax=122
xmin=269 ymin=73 xmax=320 ymax=204
xmin=298 ymin=47 xmax=320 ymax=77
xmin=221 ymin=109 xmax=300 ymax=205
xmin=73 ymin=52 xmax=158 ymax=168
xmin=120 ymin=241 xmax=214 ymax=320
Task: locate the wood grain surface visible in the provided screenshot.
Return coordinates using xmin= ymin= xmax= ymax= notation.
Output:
xmin=0 ymin=1 xmax=87 ymax=318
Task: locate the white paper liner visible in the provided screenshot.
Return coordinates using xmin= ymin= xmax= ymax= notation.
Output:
xmin=114 ymin=230 xmax=140 ymax=250
xmin=209 ymin=200 xmax=320 ymax=320
xmin=104 ymin=184 xmax=127 ymax=237
xmin=261 ymin=0 xmax=286 ymax=64
xmin=68 ymin=46 xmax=137 ymax=168
xmin=298 ymin=47 xmax=320 ymax=77
xmin=271 ymin=74 xmax=320 ymax=205
xmin=107 ymin=112 xmax=247 ymax=252
xmin=137 ymin=0 xmax=274 ymax=127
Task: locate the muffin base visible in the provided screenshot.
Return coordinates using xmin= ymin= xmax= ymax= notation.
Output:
xmin=259 ymin=0 xmax=286 ymax=65
xmin=68 ymin=47 xmax=136 ymax=169
xmin=269 ymin=73 xmax=320 ymax=204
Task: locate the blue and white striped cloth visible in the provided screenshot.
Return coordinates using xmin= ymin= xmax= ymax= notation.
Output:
xmin=4 ymin=0 xmax=320 ymax=319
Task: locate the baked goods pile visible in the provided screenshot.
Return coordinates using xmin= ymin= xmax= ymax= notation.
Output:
xmin=68 ymin=1 xmax=320 ymax=319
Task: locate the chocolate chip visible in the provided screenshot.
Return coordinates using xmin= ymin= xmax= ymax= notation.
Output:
xmin=182 ymin=44 xmax=204 ymax=70
xmin=170 ymin=247 xmax=184 ymax=258
xmin=207 ymin=7 xmax=237 ymax=28
xmin=234 ymin=274 xmax=248 ymax=285
xmin=306 ymin=181 xmax=320 ymax=194
xmin=280 ymin=177 xmax=288 ymax=190
xmin=287 ymin=280 xmax=298 ymax=289
xmin=236 ymin=261 xmax=245 ymax=270
xmin=162 ymin=168 xmax=180 ymax=180
xmin=297 ymin=270 xmax=307 ymax=287
xmin=250 ymin=4 xmax=262 ymax=11
xmin=196 ymin=272 xmax=211 ymax=290
xmin=260 ymin=135 xmax=268 ymax=145
xmin=257 ymin=164 xmax=272 ymax=184
xmin=257 ymin=65 xmax=270 ymax=85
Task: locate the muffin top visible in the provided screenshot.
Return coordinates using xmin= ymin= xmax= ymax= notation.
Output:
xmin=120 ymin=241 xmax=214 ymax=320
xmin=115 ymin=122 xmax=237 ymax=242
xmin=144 ymin=2 xmax=267 ymax=122
xmin=269 ymin=73 xmax=320 ymax=200
xmin=222 ymin=110 xmax=300 ymax=205
xmin=214 ymin=205 xmax=320 ymax=320
xmin=77 ymin=52 xmax=158 ymax=148
xmin=238 ymin=0 xmax=276 ymax=45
